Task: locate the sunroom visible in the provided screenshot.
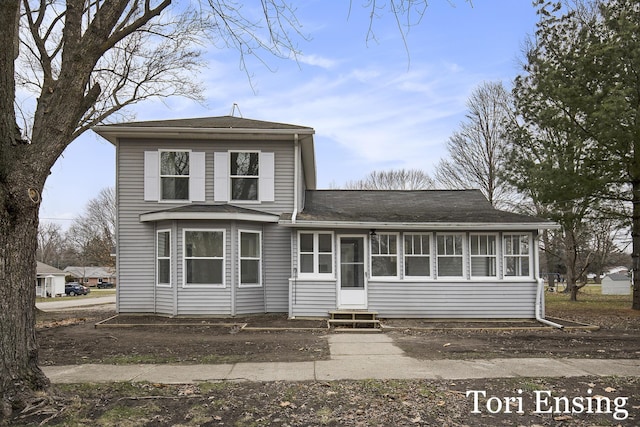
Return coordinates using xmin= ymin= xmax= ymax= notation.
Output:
xmin=281 ymin=189 xmax=558 ymax=319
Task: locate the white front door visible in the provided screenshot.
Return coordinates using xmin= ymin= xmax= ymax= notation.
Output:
xmin=338 ymin=235 xmax=367 ymax=308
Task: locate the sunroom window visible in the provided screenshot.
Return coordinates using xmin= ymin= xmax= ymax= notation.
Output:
xmin=230 ymin=152 xmax=259 ymax=201
xmin=299 ymin=232 xmax=333 ymax=276
xmin=404 ymin=233 xmax=431 ymax=277
xmin=160 ymin=151 xmax=189 ymax=201
xmin=436 ymin=234 xmax=464 ymax=277
xmin=184 ymin=230 xmax=224 ymax=287
xmin=371 ymin=233 xmax=398 ymax=277
xmin=504 ymin=234 xmax=531 ymax=277
xmin=469 ymin=234 xmax=497 ymax=277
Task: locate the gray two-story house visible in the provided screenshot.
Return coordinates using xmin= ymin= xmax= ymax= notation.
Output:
xmin=94 ymin=116 xmax=558 ymax=320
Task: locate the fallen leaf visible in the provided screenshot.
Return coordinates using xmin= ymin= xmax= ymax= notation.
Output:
xmin=554 ymin=415 xmax=573 ymax=421
xmin=604 ymin=387 xmax=616 ymax=393
xmin=280 ymin=401 xmax=291 ymax=407
xmin=443 ymin=343 xmax=451 ymax=347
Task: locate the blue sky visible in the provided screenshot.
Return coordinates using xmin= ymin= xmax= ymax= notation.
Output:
xmin=39 ymin=0 xmax=539 ymax=228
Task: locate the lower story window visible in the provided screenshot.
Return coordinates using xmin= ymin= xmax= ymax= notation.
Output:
xmin=184 ymin=230 xmax=224 ymax=286
xmin=437 ymin=234 xmax=464 ymax=277
xmin=157 ymin=230 xmax=171 ymax=286
xmin=504 ymin=234 xmax=531 ymax=277
xmin=240 ymin=231 xmax=261 ymax=287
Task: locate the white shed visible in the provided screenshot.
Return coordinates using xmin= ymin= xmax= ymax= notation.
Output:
xmin=601 ymin=273 xmax=631 ymax=295
xmin=36 ymin=262 xmax=66 ymax=297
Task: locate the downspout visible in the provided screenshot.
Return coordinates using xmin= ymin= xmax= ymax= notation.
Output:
xmin=292 ymin=133 xmax=299 ymax=224
xmin=534 ymin=231 xmax=563 ymax=329
xmin=290 ymin=134 xmax=299 ymax=318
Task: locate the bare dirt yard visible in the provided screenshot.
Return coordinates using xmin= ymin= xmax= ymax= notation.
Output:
xmin=7 ymin=291 xmax=639 ymax=426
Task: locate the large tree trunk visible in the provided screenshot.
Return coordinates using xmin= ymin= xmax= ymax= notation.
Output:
xmin=0 ymin=0 xmax=50 ymax=417
xmin=633 ymin=179 xmax=640 ymax=310
xmin=0 ymin=176 xmax=50 ymax=417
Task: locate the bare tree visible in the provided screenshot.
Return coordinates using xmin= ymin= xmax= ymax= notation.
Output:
xmin=434 ymin=81 xmax=517 ymax=208
xmin=67 ymin=187 xmax=116 ymax=267
xmin=341 ymin=169 xmax=435 ymax=190
xmin=1 ymin=0 xmax=468 ymax=414
xmin=36 ymin=222 xmax=65 ymax=267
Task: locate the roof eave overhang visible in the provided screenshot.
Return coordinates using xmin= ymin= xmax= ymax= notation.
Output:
xmin=92 ymin=126 xmax=315 ymax=145
xmin=279 ymin=220 xmax=560 ymax=231
xmin=140 ymin=211 xmax=280 ymax=223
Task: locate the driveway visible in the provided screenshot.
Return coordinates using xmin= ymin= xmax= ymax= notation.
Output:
xmin=36 ymin=295 xmax=116 ymax=311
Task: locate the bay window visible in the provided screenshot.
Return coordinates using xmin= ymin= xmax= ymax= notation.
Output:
xmin=183 ymin=230 xmax=225 ymax=287
xmin=157 ymin=230 xmax=171 ymax=286
xmin=240 ymin=231 xmax=261 ymax=287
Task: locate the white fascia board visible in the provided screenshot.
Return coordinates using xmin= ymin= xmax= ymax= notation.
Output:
xmin=93 ymin=126 xmax=315 ymax=145
xmin=279 ymin=220 xmax=560 ymax=231
xmin=140 ymin=211 xmax=280 ymax=223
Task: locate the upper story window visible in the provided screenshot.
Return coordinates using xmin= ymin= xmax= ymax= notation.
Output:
xmin=160 ymin=151 xmax=190 ymax=201
xmin=436 ymin=234 xmax=464 ymax=277
xmin=504 ymin=234 xmax=531 ymax=277
xmin=144 ymin=150 xmax=205 ymax=202
xmin=214 ymin=151 xmax=275 ymax=203
xmin=469 ymin=234 xmax=497 ymax=277
xmin=404 ymin=233 xmax=431 ymax=277
xmin=231 ymin=152 xmax=259 ymax=201
xmin=298 ymin=232 xmax=334 ymax=277
xmin=370 ymin=233 xmax=399 ymax=277
xmin=183 ymin=229 xmax=225 ymax=287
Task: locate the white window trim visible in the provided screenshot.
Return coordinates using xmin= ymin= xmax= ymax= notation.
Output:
xmin=469 ymin=232 xmax=499 ymax=279
xmin=435 ymin=233 xmax=466 ymax=279
xmin=229 ymin=150 xmax=261 ymax=203
xmin=403 ymin=232 xmax=433 ymax=279
xmin=156 ymin=229 xmax=171 ymax=288
xmin=370 ymin=232 xmax=400 ymax=279
xmin=297 ymin=231 xmax=335 ymax=279
xmin=182 ymin=228 xmax=226 ymax=288
xmin=158 ymin=149 xmax=192 ymax=203
xmin=238 ymin=229 xmax=262 ymax=288
xmin=502 ymin=233 xmax=534 ymax=279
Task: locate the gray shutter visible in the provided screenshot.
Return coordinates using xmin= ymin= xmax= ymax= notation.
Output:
xmin=190 ymin=151 xmax=206 ymax=202
xmin=259 ymin=152 xmax=275 ymax=202
xmin=144 ymin=151 xmax=159 ymax=201
xmin=214 ymin=152 xmax=229 ymax=202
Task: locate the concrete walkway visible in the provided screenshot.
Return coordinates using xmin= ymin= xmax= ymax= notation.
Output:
xmin=37 ymin=295 xmax=116 ymax=311
xmin=42 ymin=333 xmax=640 ymax=384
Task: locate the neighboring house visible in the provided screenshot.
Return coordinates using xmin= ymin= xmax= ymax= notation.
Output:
xmin=63 ymin=266 xmax=117 ymax=287
xmin=601 ymin=273 xmax=631 ymax=296
xmin=36 ymin=262 xmax=66 ymax=297
xmin=93 ymin=116 xmax=558 ymax=319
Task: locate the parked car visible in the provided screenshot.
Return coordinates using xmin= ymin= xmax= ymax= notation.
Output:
xmin=65 ymin=283 xmax=88 ymax=296
xmin=97 ymin=282 xmax=114 ymax=289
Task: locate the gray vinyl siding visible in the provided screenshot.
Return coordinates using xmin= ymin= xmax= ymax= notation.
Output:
xmin=155 ymin=287 xmax=174 ymax=315
xmin=368 ymin=281 xmax=537 ymax=318
xmin=263 ymin=224 xmax=291 ymax=312
xmin=290 ymin=279 xmax=337 ymax=318
xmin=116 ymin=138 xmax=295 ymax=315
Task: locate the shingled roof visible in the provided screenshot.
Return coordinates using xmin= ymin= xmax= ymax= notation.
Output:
xmin=99 ymin=116 xmax=313 ymax=131
xmin=282 ymin=190 xmax=555 ymax=229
